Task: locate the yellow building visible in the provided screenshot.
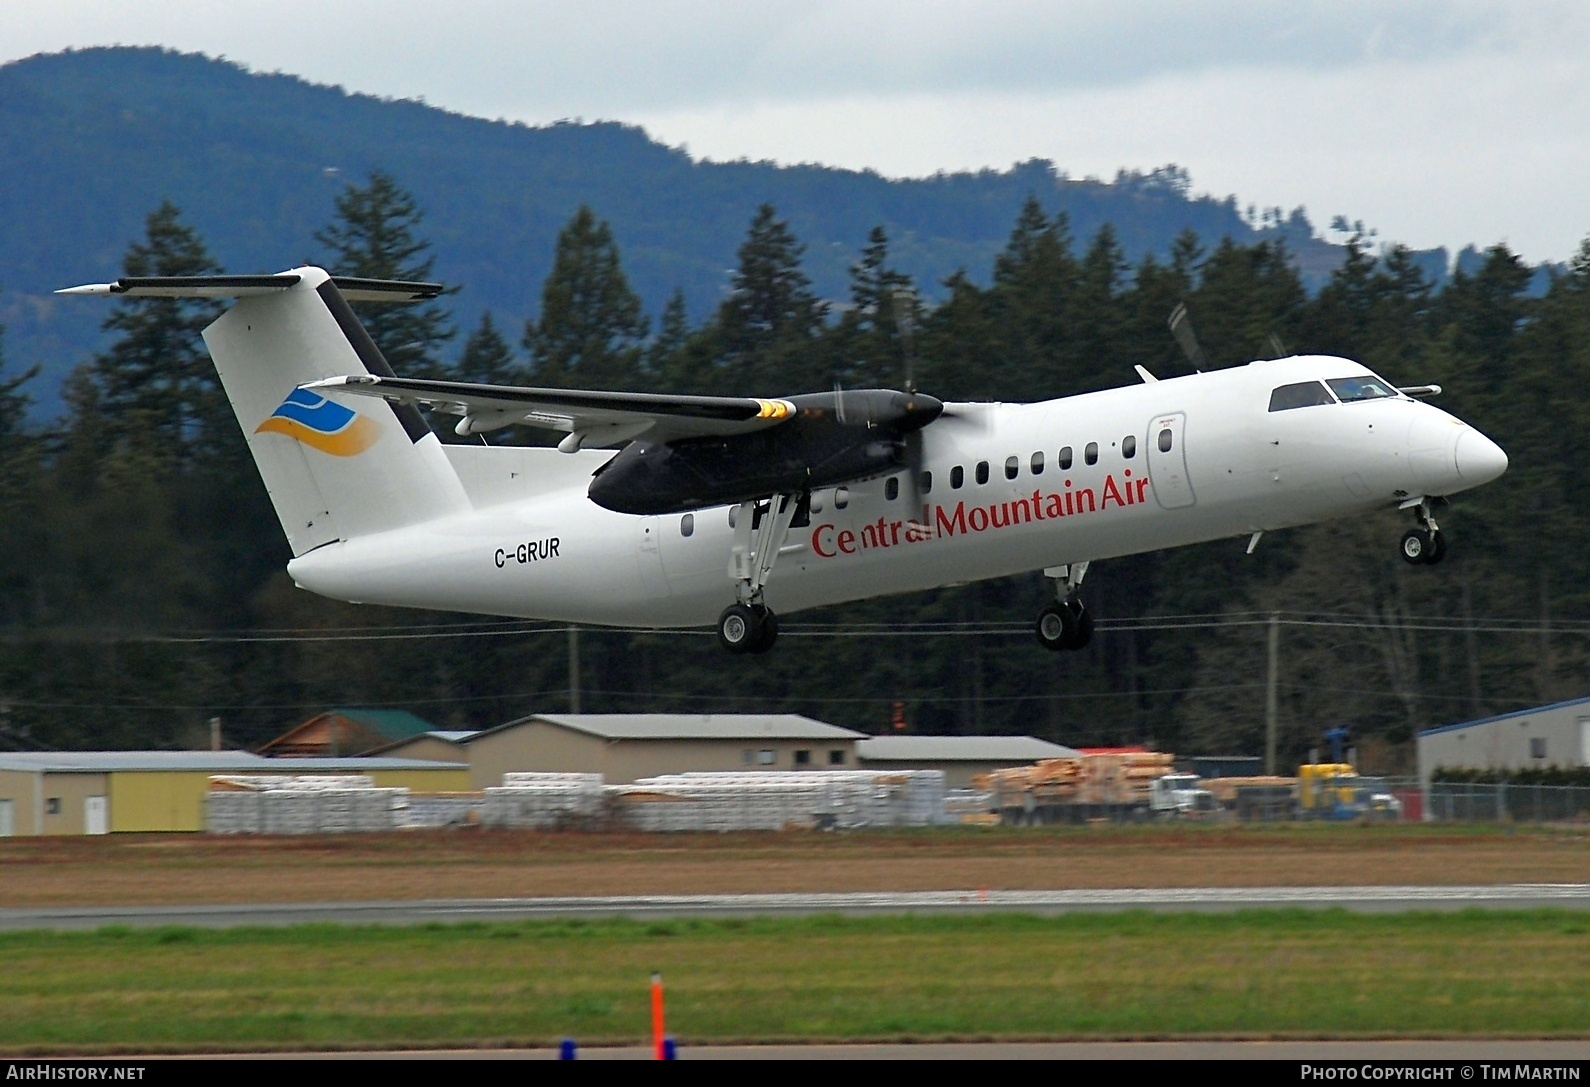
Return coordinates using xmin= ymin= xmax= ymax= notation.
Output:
xmin=0 ymin=752 xmax=468 ymax=836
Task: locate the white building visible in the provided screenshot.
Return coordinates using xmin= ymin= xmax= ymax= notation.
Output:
xmin=1416 ymin=695 xmax=1590 ymax=782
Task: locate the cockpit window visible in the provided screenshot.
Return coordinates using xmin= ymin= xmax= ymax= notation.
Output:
xmin=1268 ymin=381 xmax=1336 ymax=412
xmin=1326 ymin=376 xmax=1398 ymax=403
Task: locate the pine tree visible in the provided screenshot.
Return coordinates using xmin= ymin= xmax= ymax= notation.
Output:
xmin=455 ymin=312 xmax=523 ymax=386
xmin=88 ymin=201 xmax=226 ymax=471
xmin=988 ymin=196 xmax=1078 ymax=397
xmin=840 ymin=226 xmax=916 ymax=388
xmin=523 ymin=206 xmax=648 ymax=389
xmin=719 ymin=205 xmax=825 ymax=356
xmin=316 ymin=171 xmax=454 ymax=378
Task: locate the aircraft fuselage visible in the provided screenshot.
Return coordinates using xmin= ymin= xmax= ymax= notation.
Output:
xmin=285 ymin=355 xmax=1507 ymax=628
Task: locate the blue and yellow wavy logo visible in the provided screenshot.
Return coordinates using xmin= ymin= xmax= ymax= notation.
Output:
xmin=254 ymin=387 xmax=380 ymax=456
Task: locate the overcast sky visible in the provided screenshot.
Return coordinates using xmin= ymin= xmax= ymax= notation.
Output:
xmin=7 ymin=1 xmax=1588 ymax=264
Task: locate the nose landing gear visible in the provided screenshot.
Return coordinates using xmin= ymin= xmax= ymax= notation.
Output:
xmin=1399 ymin=498 xmax=1446 ymax=566
xmin=1037 ymin=562 xmax=1094 ymax=652
xmin=718 ymin=491 xmax=805 ymax=654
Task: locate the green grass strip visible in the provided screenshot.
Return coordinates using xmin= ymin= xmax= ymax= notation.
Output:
xmin=0 ymin=910 xmax=1585 ymax=1051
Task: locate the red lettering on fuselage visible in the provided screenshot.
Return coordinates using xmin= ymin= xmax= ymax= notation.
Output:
xmin=810 ymin=474 xmax=1157 ymax=560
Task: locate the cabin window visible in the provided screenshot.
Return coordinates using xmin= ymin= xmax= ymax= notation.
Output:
xmin=1269 ymin=381 xmax=1336 ymax=412
xmin=834 ymin=487 xmax=849 ymax=510
xmin=885 ymin=477 xmax=899 ymax=501
xmin=1058 ymin=446 xmax=1073 ymax=470
xmin=728 ymin=506 xmax=737 ymax=528
xmin=1122 ymin=435 xmax=1137 ymax=459
xmin=1084 ymin=442 xmax=1098 ymax=466
xmin=920 ymin=471 xmax=932 ymax=494
xmin=810 ymin=492 xmax=823 ymax=514
xmin=951 ymin=465 xmax=965 ymax=489
xmin=680 ymin=513 xmax=694 ymax=537
xmin=1031 ymin=451 xmax=1044 ymax=475
xmin=976 ymin=461 xmax=990 ymax=485
xmin=1158 ymin=428 xmax=1173 ymax=453
xmin=1005 ymin=456 xmax=1019 ymax=480
xmin=1326 ymin=375 xmax=1397 ymax=402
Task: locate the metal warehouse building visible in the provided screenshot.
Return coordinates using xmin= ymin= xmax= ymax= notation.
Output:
xmin=375 ymin=714 xmax=866 ymax=788
xmin=1417 ymin=695 xmax=1590 ymax=782
xmin=0 ymin=752 xmax=468 ymax=836
xmin=855 ymin=735 xmax=1081 ymax=788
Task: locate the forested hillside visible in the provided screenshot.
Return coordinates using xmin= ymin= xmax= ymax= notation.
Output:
xmin=0 ymin=46 xmax=1370 ymax=415
xmin=0 ymin=166 xmax=1585 ymax=772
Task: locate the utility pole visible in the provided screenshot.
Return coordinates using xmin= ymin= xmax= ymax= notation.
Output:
xmin=568 ymin=625 xmax=581 ymax=714
xmin=209 ymin=716 xmax=222 ymax=752
xmin=1265 ymin=613 xmax=1280 ymax=775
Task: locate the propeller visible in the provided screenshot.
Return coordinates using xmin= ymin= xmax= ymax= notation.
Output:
xmin=1167 ymin=302 xmax=1206 ymax=371
xmin=892 ymin=288 xmax=930 ymax=524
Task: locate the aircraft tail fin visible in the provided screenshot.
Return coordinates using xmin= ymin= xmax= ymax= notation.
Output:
xmin=64 ymin=267 xmax=471 ymax=555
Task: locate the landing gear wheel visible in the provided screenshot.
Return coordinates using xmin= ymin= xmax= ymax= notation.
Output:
xmin=746 ymin=605 xmax=779 ymax=654
xmin=717 ymin=603 xmax=759 ymax=654
xmin=1401 ymin=528 xmax=1440 ymax=566
xmin=1066 ymin=598 xmax=1094 ymax=650
xmin=1423 ymin=530 xmax=1446 ymax=565
xmin=1036 ymin=600 xmax=1093 ymax=652
xmin=1036 ymin=604 xmax=1076 ymax=652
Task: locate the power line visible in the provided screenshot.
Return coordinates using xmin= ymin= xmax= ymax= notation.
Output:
xmin=4 ymin=610 xmax=1590 ymax=644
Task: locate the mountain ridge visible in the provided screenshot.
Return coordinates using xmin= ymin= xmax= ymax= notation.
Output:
xmin=1 ymin=46 xmax=1428 ymax=414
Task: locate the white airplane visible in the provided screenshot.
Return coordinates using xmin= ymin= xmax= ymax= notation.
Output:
xmin=61 ymin=267 xmax=1509 ymax=654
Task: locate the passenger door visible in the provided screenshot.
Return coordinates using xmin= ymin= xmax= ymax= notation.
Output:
xmin=84 ymin=795 xmax=108 ymax=835
xmin=1147 ymin=413 xmax=1195 ymax=509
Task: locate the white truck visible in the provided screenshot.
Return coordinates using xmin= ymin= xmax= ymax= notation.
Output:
xmin=1149 ymin=773 xmax=1216 ymax=818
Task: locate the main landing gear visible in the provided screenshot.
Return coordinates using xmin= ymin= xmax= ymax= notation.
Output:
xmin=1036 ymin=562 xmax=1094 ymax=652
xmin=1399 ymin=498 xmax=1447 ymax=566
xmin=717 ymin=491 xmax=806 ymax=655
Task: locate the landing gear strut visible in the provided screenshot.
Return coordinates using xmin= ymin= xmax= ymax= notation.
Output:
xmin=1400 ymin=498 xmax=1446 ymax=566
xmin=1037 ymin=562 xmax=1094 ymax=652
xmin=719 ymin=491 xmax=806 ymax=655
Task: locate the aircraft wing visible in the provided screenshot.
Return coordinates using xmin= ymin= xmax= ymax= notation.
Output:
xmin=303 ymin=374 xmax=797 ymax=448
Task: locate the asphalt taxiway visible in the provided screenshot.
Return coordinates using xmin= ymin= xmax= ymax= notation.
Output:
xmin=2 ymin=883 xmax=1586 ymax=930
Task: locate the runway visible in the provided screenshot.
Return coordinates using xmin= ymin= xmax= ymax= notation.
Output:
xmin=2 ymin=883 xmax=1586 ymax=930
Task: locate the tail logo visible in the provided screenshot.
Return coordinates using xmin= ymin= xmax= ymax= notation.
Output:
xmin=255 ymin=387 xmax=380 ymax=456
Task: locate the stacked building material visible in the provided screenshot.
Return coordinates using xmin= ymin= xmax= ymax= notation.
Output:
xmin=942 ymin=788 xmax=997 ymax=824
xmin=206 ymin=775 xmax=407 ymax=834
xmin=610 ymin=770 xmax=946 ymax=832
xmin=480 ymin=772 xmax=607 ymax=829
xmin=1080 ymin=750 xmax=1175 ymax=805
xmin=403 ymin=792 xmax=486 ymax=828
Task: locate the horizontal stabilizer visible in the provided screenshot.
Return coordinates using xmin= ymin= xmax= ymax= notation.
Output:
xmin=57 ymin=274 xmax=443 ymax=302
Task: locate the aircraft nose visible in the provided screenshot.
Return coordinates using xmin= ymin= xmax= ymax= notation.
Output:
xmin=1455 ymin=428 xmax=1508 ymax=485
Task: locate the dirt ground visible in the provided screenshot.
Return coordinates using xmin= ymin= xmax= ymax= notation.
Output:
xmin=0 ymin=824 xmax=1586 ymax=907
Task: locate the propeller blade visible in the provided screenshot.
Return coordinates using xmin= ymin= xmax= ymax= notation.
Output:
xmin=1268 ymin=332 xmax=1289 ymax=359
xmin=892 ymin=288 xmax=919 ymax=394
xmin=904 ymin=428 xmax=927 ymax=528
xmin=1168 ymin=303 xmax=1207 ymax=370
